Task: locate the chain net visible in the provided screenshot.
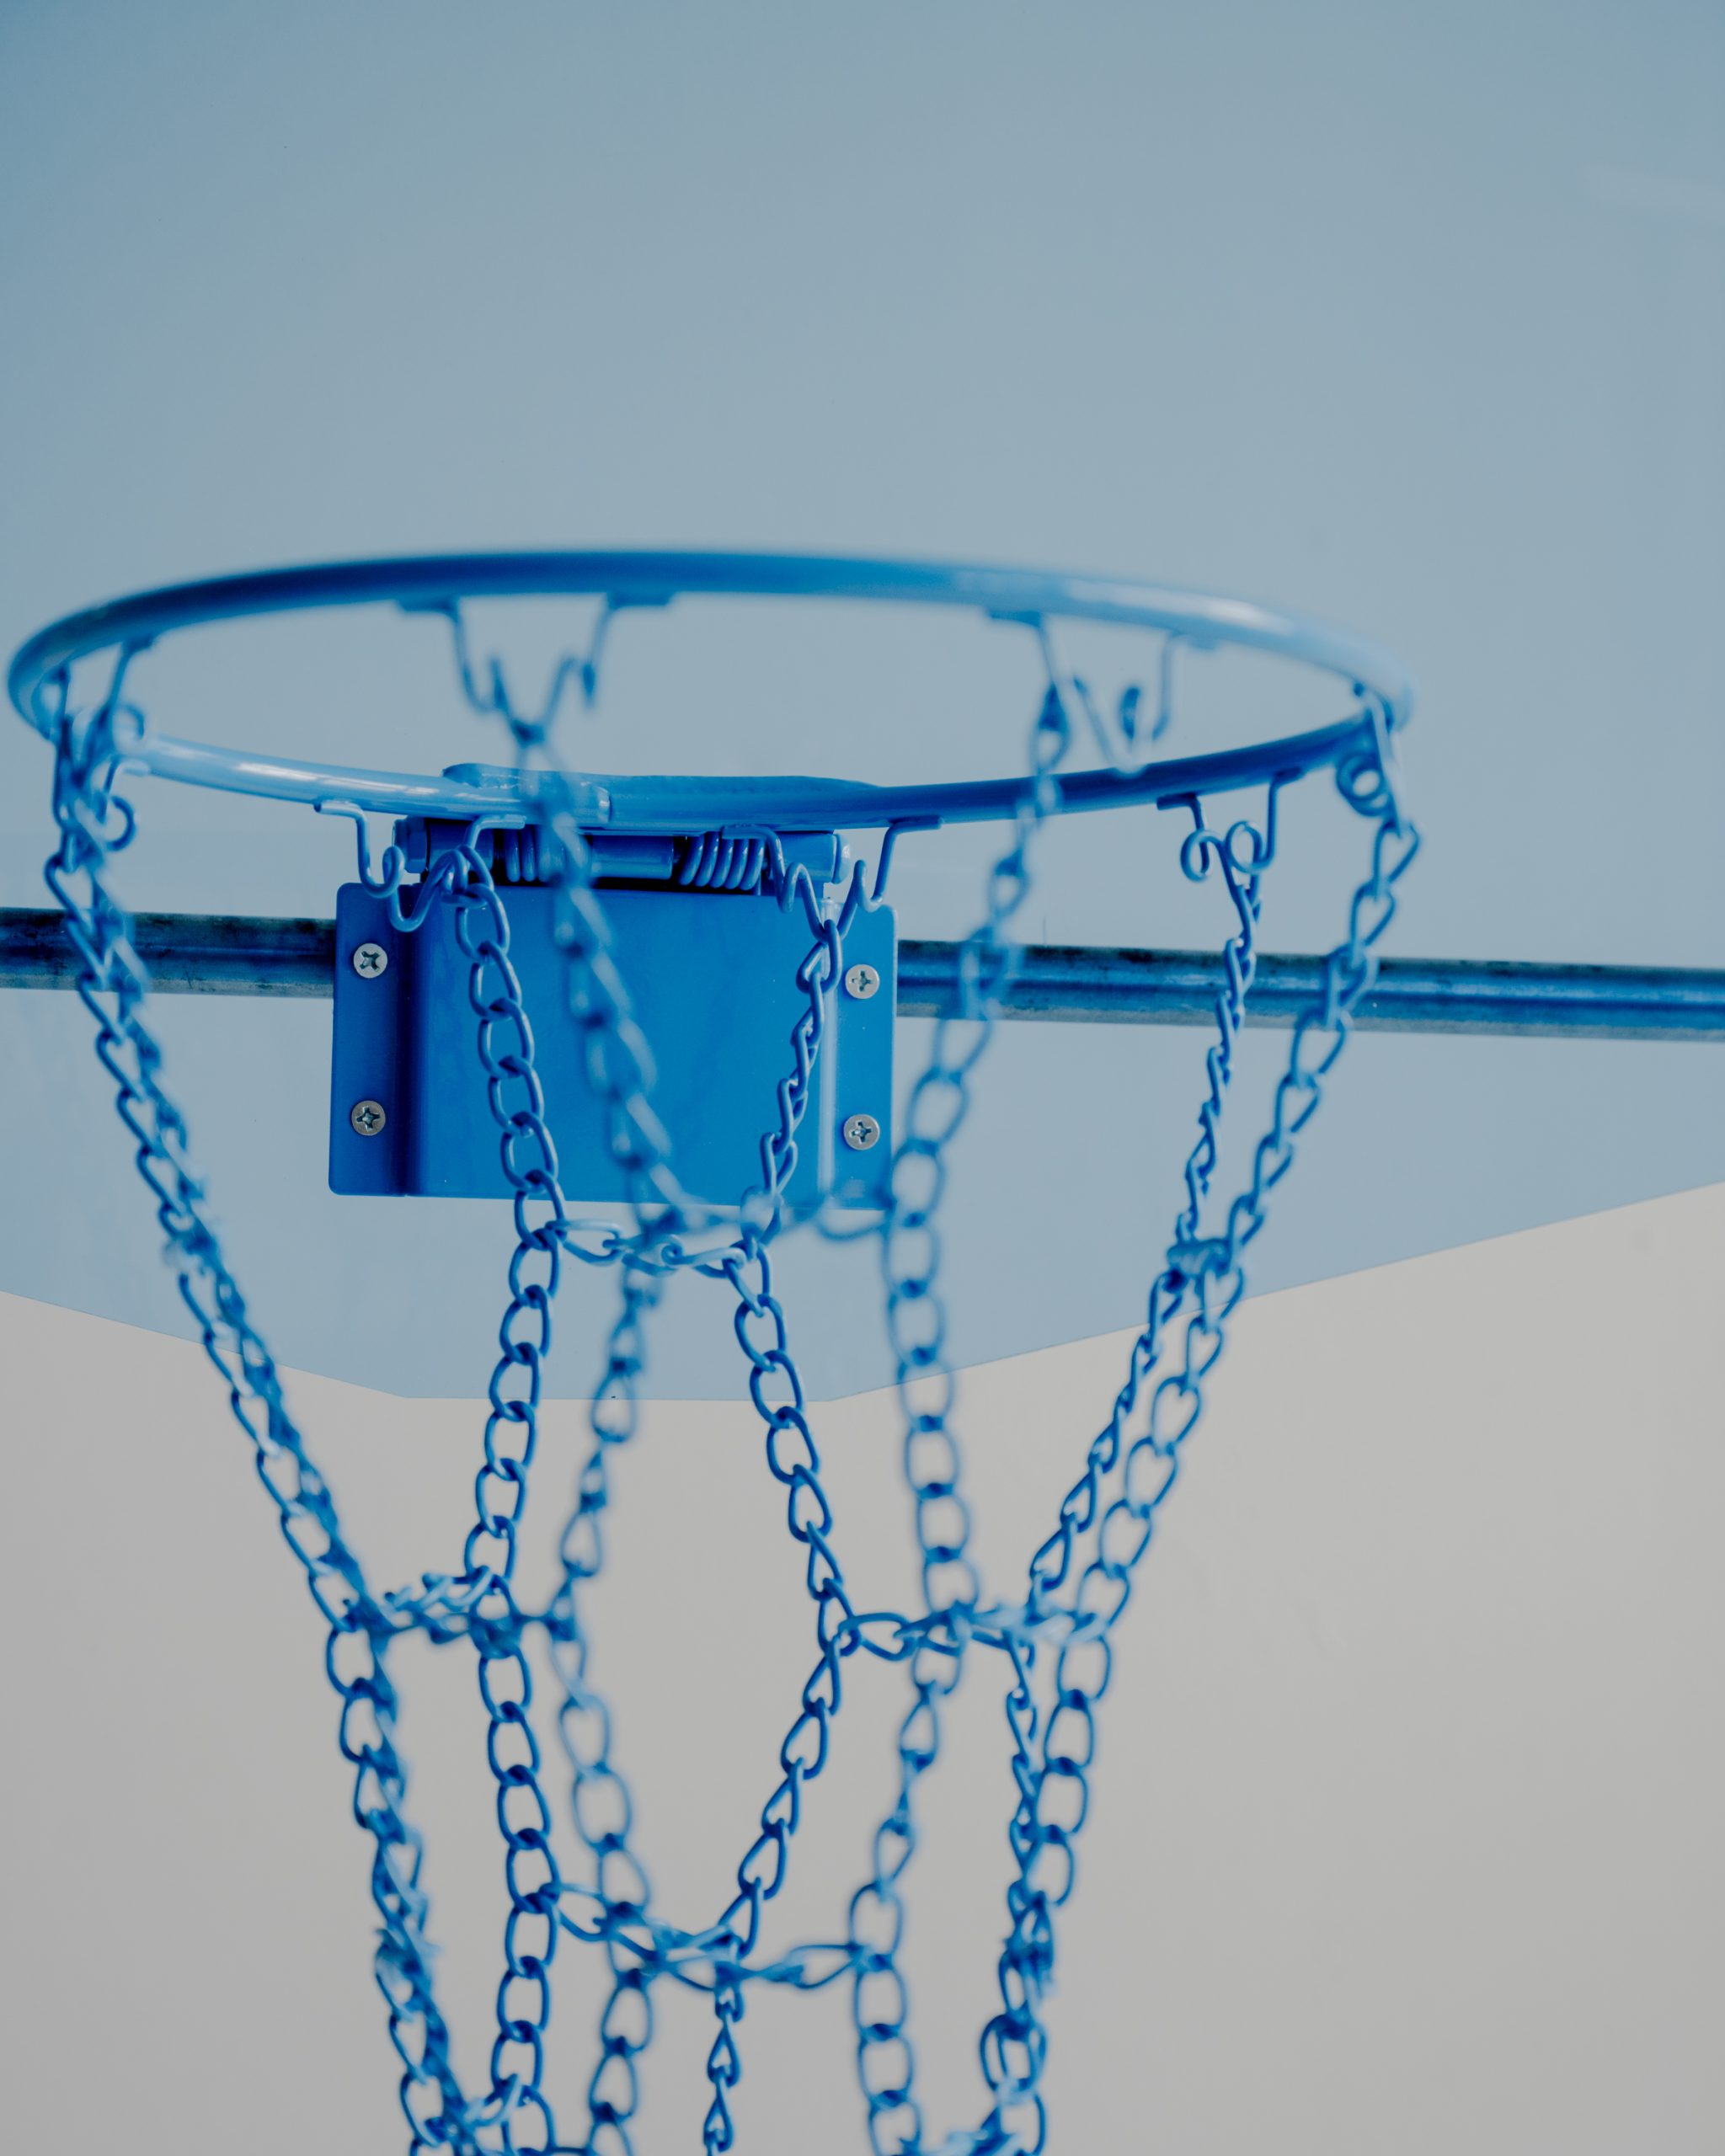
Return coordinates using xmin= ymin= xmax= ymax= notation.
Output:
xmin=39 ymin=620 xmax=1417 ymax=2154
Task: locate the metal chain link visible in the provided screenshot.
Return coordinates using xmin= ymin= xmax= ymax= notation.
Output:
xmin=431 ymin=662 xmax=879 ymax=2152
xmin=40 ymin=664 xmax=477 ymax=2155
xmin=974 ymin=776 xmax=1419 ymax=2155
xmin=957 ymin=782 xmax=1279 ymax=2156
xmin=548 ymin=1267 xmax=662 ymax=2156
xmin=845 ymin=682 xmax=1072 ymax=2155
xmin=441 ymin=847 xmax=580 ymax=2155
xmin=420 ymin=628 xmax=910 ymax=2147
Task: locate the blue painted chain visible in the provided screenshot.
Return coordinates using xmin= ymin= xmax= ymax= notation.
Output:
xmin=42 ymin=660 xmax=476 ymax=2154
xmin=547 ymin=1262 xmax=662 ymax=2156
xmin=408 ymin=603 xmax=978 ymax=2151
xmin=413 ymin=811 xmax=864 ymax=2154
xmin=844 ymin=682 xmax=1072 ymax=2156
xmin=980 ymin=769 xmax=1418 ymax=2154
xmin=42 ymin=607 xmax=1417 ymax=2156
xmin=971 ymin=782 xmax=1283 ymax=2154
xmin=441 ymin=633 xmax=892 ymax=2154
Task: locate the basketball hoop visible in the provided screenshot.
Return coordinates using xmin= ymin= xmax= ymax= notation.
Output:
xmin=10 ymin=552 xmax=1418 ymax=2155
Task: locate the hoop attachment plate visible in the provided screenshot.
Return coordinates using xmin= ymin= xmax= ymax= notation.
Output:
xmin=328 ymin=877 xmax=895 ymax=1209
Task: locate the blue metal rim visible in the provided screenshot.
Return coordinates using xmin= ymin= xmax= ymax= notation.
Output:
xmin=7 ymin=551 xmax=1414 ymax=830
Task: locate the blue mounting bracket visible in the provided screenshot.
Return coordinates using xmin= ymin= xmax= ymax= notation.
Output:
xmin=328 ymin=844 xmax=895 ymax=1210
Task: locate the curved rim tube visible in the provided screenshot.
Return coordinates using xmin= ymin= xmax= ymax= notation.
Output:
xmin=8 ymin=551 xmax=1413 ymax=830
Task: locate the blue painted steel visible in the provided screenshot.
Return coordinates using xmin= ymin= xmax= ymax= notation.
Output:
xmin=33 ymin=569 xmax=1420 ymax=2153
xmin=331 ymin=878 xmax=895 ymax=1208
xmin=8 ymin=549 xmax=1411 ymax=830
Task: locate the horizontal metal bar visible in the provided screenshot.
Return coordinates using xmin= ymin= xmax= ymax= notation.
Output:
xmin=0 ymin=909 xmax=336 ymax=996
xmin=900 ymin=943 xmax=1725 ymax=1040
xmin=3 ymin=908 xmax=1722 ymax=1040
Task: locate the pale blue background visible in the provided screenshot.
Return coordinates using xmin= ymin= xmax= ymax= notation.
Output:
xmin=2 ymin=0 xmax=1722 ymax=1396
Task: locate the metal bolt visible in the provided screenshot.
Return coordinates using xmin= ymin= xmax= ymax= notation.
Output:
xmin=843 ymin=963 xmax=881 ymax=1001
xmin=842 ymin=1113 xmax=881 ymax=1152
xmin=351 ymin=942 xmax=389 ymax=979
xmin=350 ymin=1099 xmax=387 ymax=1137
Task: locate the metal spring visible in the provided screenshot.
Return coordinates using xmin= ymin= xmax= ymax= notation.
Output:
xmin=674 ymin=832 xmax=772 ymax=892
xmin=488 ymin=825 xmax=563 ymax=885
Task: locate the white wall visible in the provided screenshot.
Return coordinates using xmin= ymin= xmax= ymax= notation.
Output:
xmin=3 ymin=1182 xmax=1721 ymax=2153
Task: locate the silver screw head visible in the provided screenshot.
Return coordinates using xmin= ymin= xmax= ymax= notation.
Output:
xmin=350 ymin=1098 xmax=387 ymax=1137
xmin=352 ymin=942 xmax=390 ymax=979
xmin=842 ymin=1112 xmax=881 ymax=1152
xmin=843 ymin=963 xmax=881 ymax=1001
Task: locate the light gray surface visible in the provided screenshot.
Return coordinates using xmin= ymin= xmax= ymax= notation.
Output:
xmin=2 ymin=0 xmax=1722 ymax=1398
xmin=2 ymin=1183 xmax=1720 ymax=2150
